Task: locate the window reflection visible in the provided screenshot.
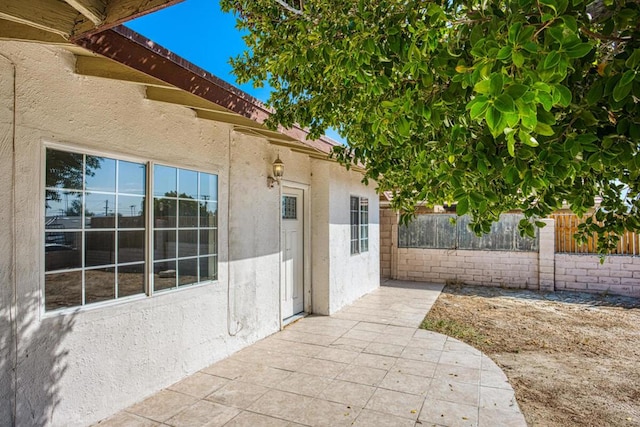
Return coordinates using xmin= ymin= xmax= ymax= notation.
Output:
xmin=85 ymin=267 xmax=115 ymax=304
xmin=85 ymin=193 xmax=116 ymax=228
xmin=119 ymin=160 xmax=146 ymax=195
xmin=178 ymin=230 xmax=198 ymax=257
xmin=154 ymin=165 xmax=176 ymax=197
xmin=45 ymin=270 xmax=82 ymax=311
xmin=85 ymin=231 xmax=115 ymax=267
xmin=118 ymin=230 xmax=145 ymax=263
xmin=118 ymin=264 xmax=145 ymax=297
xmin=45 ymin=232 xmax=82 ymax=271
xmin=200 ymin=173 xmax=217 ymax=201
xmin=154 ymin=260 xmax=176 ymax=291
xmin=118 ymin=195 xmax=145 ymax=228
xmin=179 ymin=200 xmax=198 ymax=227
xmin=154 ymin=198 xmax=176 ymax=227
xmin=179 ymin=169 xmax=198 ymax=199
xmin=46 ymin=149 xmax=83 ymax=190
xmin=85 ymin=156 xmax=116 ymax=192
xmin=45 ymin=191 xmax=83 ymax=229
xmin=178 ymin=258 xmax=198 ymax=287
xmin=199 ymin=230 xmax=217 ymax=255
xmin=154 ymin=230 xmax=176 ymax=260
xmin=199 ymin=256 xmax=217 ymax=281
xmin=200 ymin=201 xmax=217 ymax=227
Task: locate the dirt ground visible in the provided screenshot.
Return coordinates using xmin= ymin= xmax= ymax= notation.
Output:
xmin=421 ymin=285 xmax=640 ymax=427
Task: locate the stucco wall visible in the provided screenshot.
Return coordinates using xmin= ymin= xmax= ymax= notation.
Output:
xmin=395 ymin=248 xmax=539 ymax=289
xmin=0 ymin=52 xmax=17 ymax=425
xmin=555 ymin=254 xmax=640 ymax=297
xmin=1 ymin=40 xmax=381 ymax=426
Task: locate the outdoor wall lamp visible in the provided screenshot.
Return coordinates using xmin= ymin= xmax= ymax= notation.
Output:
xmin=267 ymin=155 xmax=285 ymax=188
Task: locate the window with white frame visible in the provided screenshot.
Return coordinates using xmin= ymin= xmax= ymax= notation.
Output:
xmin=44 ymin=147 xmax=218 ymax=311
xmin=350 ymin=196 xmax=369 ymax=254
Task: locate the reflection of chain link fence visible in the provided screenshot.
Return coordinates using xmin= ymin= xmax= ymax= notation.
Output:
xmin=398 ymin=213 xmax=538 ymax=252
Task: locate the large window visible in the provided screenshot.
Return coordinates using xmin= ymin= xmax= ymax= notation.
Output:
xmin=44 ymin=147 xmax=218 ymax=312
xmin=350 ymin=196 xmax=369 ymax=254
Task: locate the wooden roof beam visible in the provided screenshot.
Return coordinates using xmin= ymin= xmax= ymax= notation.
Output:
xmin=0 ymin=18 xmax=69 ymax=44
xmin=64 ymin=0 xmax=106 ymax=25
xmin=0 ymin=0 xmax=78 ymax=37
xmin=75 ymin=55 xmax=176 ymax=88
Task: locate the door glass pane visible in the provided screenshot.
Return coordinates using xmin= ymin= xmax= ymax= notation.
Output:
xmin=282 ymin=196 xmax=297 ymax=220
xmin=85 ymin=267 xmax=115 ymax=304
xmin=45 ymin=271 xmax=82 ymax=311
xmin=85 ymin=156 xmax=116 ymax=192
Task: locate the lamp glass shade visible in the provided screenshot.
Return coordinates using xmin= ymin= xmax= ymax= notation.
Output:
xmin=273 ymin=157 xmax=284 ymax=178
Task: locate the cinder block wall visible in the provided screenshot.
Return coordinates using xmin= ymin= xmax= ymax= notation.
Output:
xmin=555 ymin=254 xmax=640 ymax=296
xmin=380 ymin=207 xmax=640 ymax=298
xmin=395 ymin=248 xmax=539 ymax=289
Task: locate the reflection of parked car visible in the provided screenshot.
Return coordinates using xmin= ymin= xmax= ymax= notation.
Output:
xmin=45 ymin=243 xmax=80 ymax=271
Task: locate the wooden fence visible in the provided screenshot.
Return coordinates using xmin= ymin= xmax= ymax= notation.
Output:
xmin=552 ymin=213 xmax=640 ymax=256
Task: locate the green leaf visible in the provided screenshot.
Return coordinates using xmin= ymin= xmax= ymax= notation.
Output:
xmin=474 ymin=79 xmax=491 ymax=95
xmin=485 ymin=106 xmax=502 ymax=132
xmin=506 ymin=84 xmax=529 ymax=99
xmin=619 ymin=70 xmax=636 ymax=88
xmin=565 ymin=43 xmax=593 ymax=58
xmin=543 ymin=51 xmax=561 ymax=69
xmin=512 ymin=50 xmax=525 ymax=67
xmin=490 ymin=74 xmax=503 ymax=96
xmin=613 ymin=79 xmax=632 ymax=102
xmin=497 ymin=46 xmax=512 ymax=60
xmin=508 ymin=23 xmax=522 ymax=44
xmin=469 ymin=98 xmax=489 ymax=119
xmin=555 ymin=84 xmax=572 ymax=107
xmin=397 ymin=117 xmax=410 ymax=137
xmin=625 ymin=49 xmax=640 ymax=68
xmin=535 ymin=122 xmax=554 ymax=136
xmin=507 ymin=135 xmax=516 ymax=157
xmin=456 ymin=198 xmax=469 ymax=215
xmin=585 ymin=82 xmax=603 ymax=105
xmin=522 ymin=42 xmax=538 ymax=53
xmin=494 ymin=94 xmax=515 ymax=113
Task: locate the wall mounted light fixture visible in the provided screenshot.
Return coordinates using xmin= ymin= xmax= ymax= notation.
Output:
xmin=267 ymin=155 xmax=285 ymax=188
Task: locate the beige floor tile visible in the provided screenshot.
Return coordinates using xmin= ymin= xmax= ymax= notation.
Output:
xmin=351 ymin=409 xmax=416 ymax=427
xmin=478 ymin=407 xmax=527 ymax=426
xmin=297 ymin=398 xmax=360 ymax=427
xmin=372 ymin=333 xmax=412 ymax=346
xmin=428 ymin=379 xmax=480 ymax=406
xmin=382 ymin=325 xmax=416 ymax=337
xmin=342 ymin=329 xmax=382 ymax=342
xmin=419 ymin=398 xmax=479 ymax=427
xmin=297 ymin=358 xmax=348 ymax=378
xmin=400 ymin=346 xmax=442 ymax=363
xmin=206 ymin=381 xmax=269 ymax=409
xmin=438 ymin=351 xmax=483 ymax=369
xmin=95 ymin=412 xmax=160 ymax=426
xmin=352 ymin=352 xmax=396 ymax=371
xmin=353 ymin=322 xmax=388 ymax=333
xmin=201 ymin=359 xmax=252 ymax=380
xmin=364 ymin=388 xmax=423 ymax=420
xmin=335 ymin=365 xmax=387 ymax=386
xmin=168 ymin=373 xmax=229 ymax=398
xmin=260 ymin=339 xmax=323 ymax=357
xmin=363 ymin=342 xmax=405 ymax=358
xmin=317 ymin=379 xmax=376 ymax=407
xmin=406 ymin=336 xmax=447 ymax=351
xmin=392 ymin=358 xmax=437 ymax=378
xmin=330 ymin=337 xmax=370 ymax=352
xmin=303 ymin=316 xmax=358 ymax=330
xmin=164 ymin=400 xmax=239 ymax=427
xmin=314 ymin=347 xmax=360 ymax=364
xmin=238 ymin=365 xmax=292 ymax=388
xmin=277 ymin=330 xmax=337 ymax=346
xmin=479 ymin=386 xmax=520 ymax=411
xmin=379 ymin=371 xmax=431 ymax=395
xmin=479 ymin=369 xmax=512 ymax=390
xmin=248 ymin=389 xmax=313 ymax=423
xmin=273 ymin=372 xmax=332 ymax=397
xmin=434 ymin=364 xmax=481 ymax=385
xmin=223 ymin=411 xmax=290 ymax=427
xmin=444 ymin=339 xmax=482 ymax=355
xmin=126 ymin=390 xmax=197 ymax=422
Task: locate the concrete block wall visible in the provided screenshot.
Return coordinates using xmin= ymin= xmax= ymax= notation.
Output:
xmin=380 ymin=208 xmax=640 ymax=298
xmin=555 ymin=254 xmax=640 ymax=297
xmin=395 ymin=248 xmax=539 ymax=289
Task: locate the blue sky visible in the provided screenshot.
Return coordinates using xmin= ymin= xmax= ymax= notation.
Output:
xmin=126 ymin=0 xmax=344 ymax=143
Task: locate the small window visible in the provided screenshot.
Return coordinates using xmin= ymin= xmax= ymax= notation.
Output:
xmin=44 ymin=147 xmax=218 ymax=312
xmin=350 ymin=196 xmax=369 ymax=254
xmin=282 ymin=195 xmax=297 ymax=220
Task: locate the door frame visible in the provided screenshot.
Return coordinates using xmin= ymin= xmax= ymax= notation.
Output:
xmin=279 ymin=180 xmax=311 ymax=329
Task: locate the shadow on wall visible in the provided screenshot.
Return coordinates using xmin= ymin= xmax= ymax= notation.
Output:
xmin=8 ymin=293 xmax=76 ymax=426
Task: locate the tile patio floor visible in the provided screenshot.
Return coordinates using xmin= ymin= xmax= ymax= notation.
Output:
xmin=96 ymin=280 xmax=527 ymax=427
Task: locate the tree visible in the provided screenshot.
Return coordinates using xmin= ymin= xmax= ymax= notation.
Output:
xmin=221 ymin=0 xmax=640 ymax=253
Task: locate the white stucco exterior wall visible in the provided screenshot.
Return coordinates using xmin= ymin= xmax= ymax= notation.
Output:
xmin=311 ymin=161 xmax=380 ymax=314
xmin=0 ymin=40 xmax=381 ymax=426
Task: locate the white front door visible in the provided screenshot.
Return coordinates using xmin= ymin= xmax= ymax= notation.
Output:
xmin=281 ymin=187 xmax=304 ymax=320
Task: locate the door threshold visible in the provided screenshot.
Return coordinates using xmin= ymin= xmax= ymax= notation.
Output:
xmin=282 ymin=312 xmax=306 ymax=328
